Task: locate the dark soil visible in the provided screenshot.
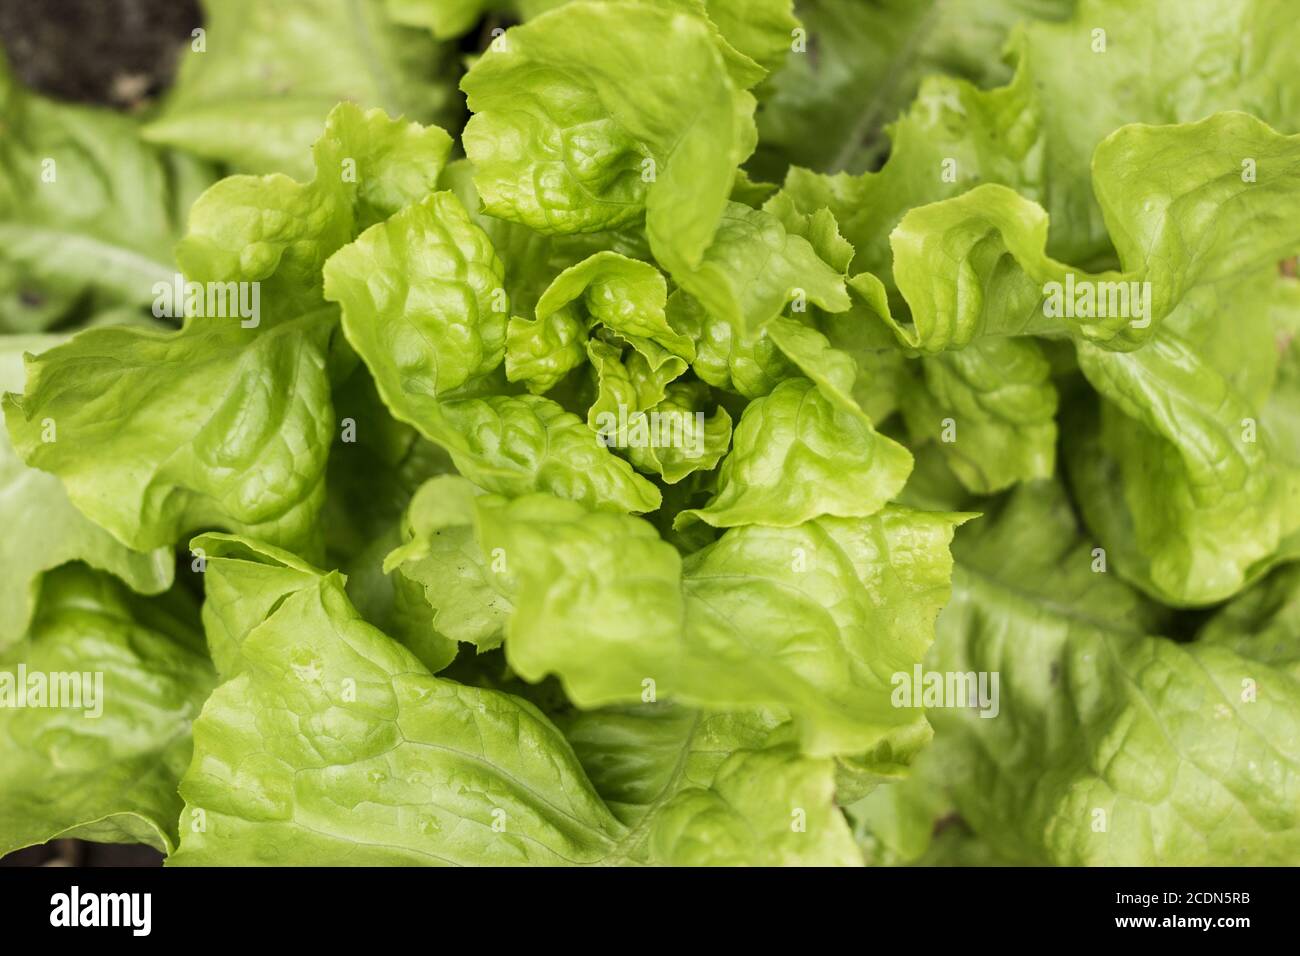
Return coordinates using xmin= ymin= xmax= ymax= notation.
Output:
xmin=1 ymin=841 xmax=163 ymax=867
xmin=0 ymin=0 xmax=201 ymax=109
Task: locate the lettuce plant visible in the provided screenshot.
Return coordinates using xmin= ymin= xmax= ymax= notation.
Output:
xmin=1 ymin=0 xmax=1298 ymax=866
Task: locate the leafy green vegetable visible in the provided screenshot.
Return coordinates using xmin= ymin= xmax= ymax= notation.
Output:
xmin=478 ymin=492 xmax=966 ymax=756
xmin=783 ymin=0 xmax=1300 ymax=271
xmin=326 ymin=190 xmax=507 ymax=399
xmin=753 ymin=0 xmax=1074 ymax=177
xmin=679 ymin=377 xmax=911 ymax=528
xmin=926 ymin=481 xmax=1300 ymax=865
xmin=171 ymin=535 xmax=857 ymax=864
xmin=0 ymin=565 xmax=213 ymax=856
xmin=179 ymin=101 xmax=453 ymax=325
xmin=5 ymin=102 xmax=454 ymax=557
xmin=506 ymin=250 xmax=692 ymax=394
xmin=0 ymin=52 xmax=215 ymax=332
xmin=388 ymin=0 xmax=567 ymax=39
xmin=4 ymin=0 xmax=1299 ymax=869
xmin=1200 ymin=564 xmax=1300 ymax=681
xmin=673 ymin=201 xmax=849 ymax=338
xmin=383 ymin=475 xmax=507 ymax=662
xmin=0 ymin=337 xmax=173 ymax=649
xmin=324 ymin=188 xmax=663 ymax=512
xmin=461 ymin=1 xmax=759 ymax=287
xmin=835 ymin=116 xmax=1300 ymax=355
xmin=5 ymin=311 xmax=338 ymax=554
xmin=898 ymin=338 xmax=1057 ymax=494
xmin=144 ymin=0 xmax=463 ymax=177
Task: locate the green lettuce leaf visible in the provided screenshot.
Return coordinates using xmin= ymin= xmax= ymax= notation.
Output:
xmin=765 ymin=311 xmax=904 ymax=424
xmin=0 ymin=336 xmax=173 ymax=650
xmin=899 ymin=338 xmax=1058 ymax=495
xmin=0 ymin=566 xmax=214 ymax=856
xmin=536 ymin=251 xmax=693 ymax=359
xmin=558 ymin=701 xmax=859 ymax=864
xmin=559 ymin=704 xmax=785 ymax=823
xmin=645 ymin=743 xmax=859 ymax=865
xmin=681 ymin=507 xmax=967 ymax=758
xmin=583 ymin=336 xmax=729 ymax=485
xmin=386 ymin=0 xmax=501 ymax=37
xmin=172 ymin=535 xmax=857 ymax=865
xmin=673 ymin=201 xmax=849 ymax=338
xmin=478 ymin=492 xmax=966 ymax=756
xmin=322 ymin=360 xmax=454 ymax=563
xmin=460 ymin=1 xmax=759 ymax=281
xmin=679 ymin=377 xmax=911 ymax=528
xmin=387 ymin=0 xmax=567 ymax=38
xmin=505 ymin=311 xmax=588 ymax=395
xmin=5 ymin=311 xmax=337 ymax=554
xmin=383 ymin=475 xmax=508 ymax=660
xmin=696 ymin=0 xmax=798 ymax=75
xmin=325 ymin=190 xmax=508 ymax=397
xmin=5 ymin=102 xmax=456 ymax=556
xmin=929 ymin=480 xmax=1300 ymax=864
xmin=0 ymin=53 xmax=215 ymax=332
xmin=1066 ymin=272 xmax=1300 ymax=605
xmin=193 ymin=534 xmax=331 ymax=680
xmin=325 ymin=189 xmax=662 ymax=513
xmin=172 ymin=537 xmax=627 ymax=865
xmin=585 ymin=338 xmax=687 ymax=424
xmin=621 ymin=381 xmax=732 ymax=483
xmin=783 ymin=0 xmax=1300 ymax=273
xmin=506 ymin=250 xmax=692 ymax=393
xmin=856 ymin=113 xmax=1300 ymax=353
xmin=1071 ymin=332 xmax=1291 ymax=605
xmin=442 ymin=396 xmax=664 ymax=512
xmin=396 ymin=0 xmax=797 ymax=76
xmin=678 ymin=290 xmax=793 ymax=399
xmin=761 ymin=192 xmax=855 ymax=274
xmin=1199 ymin=564 xmax=1300 ymax=681
xmin=753 ymin=0 xmax=1074 ymax=177
xmin=143 ymin=0 xmax=462 ymax=177
xmin=441 ymin=157 xmax=654 ymax=319
xmin=178 ymin=102 xmax=453 ymax=326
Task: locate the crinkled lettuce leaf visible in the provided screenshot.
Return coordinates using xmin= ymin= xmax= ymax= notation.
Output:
xmin=1066 ymin=271 xmax=1300 ymax=605
xmin=784 ymin=0 xmax=1300 ymax=274
xmin=847 ymin=115 xmax=1300 ymax=353
xmin=441 ymin=158 xmax=653 ymax=320
xmin=3 ymin=103 xmax=457 ymax=556
xmin=899 ymin=338 xmax=1058 ymax=495
xmin=388 ymin=0 xmax=567 ymax=38
xmin=383 ymin=475 xmax=508 ymax=662
xmin=928 ymin=480 xmax=1300 ymax=864
xmin=0 ymin=337 xmax=173 ymax=650
xmin=1199 ymin=564 xmax=1300 ymax=681
xmin=5 ymin=311 xmax=337 ymax=554
xmin=506 ymin=250 xmax=692 ymax=393
xmin=170 ymin=534 xmax=858 ymax=865
xmin=679 ymin=377 xmax=910 ymax=528
xmin=461 ymin=1 xmax=759 ymax=283
xmin=621 ymin=381 xmax=732 ymax=483
xmin=673 ymin=201 xmax=849 ymax=339
xmin=179 ymin=102 xmax=452 ymax=327
xmin=478 ymin=492 xmax=967 ymax=756
xmin=325 ymin=189 xmax=662 ymax=512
